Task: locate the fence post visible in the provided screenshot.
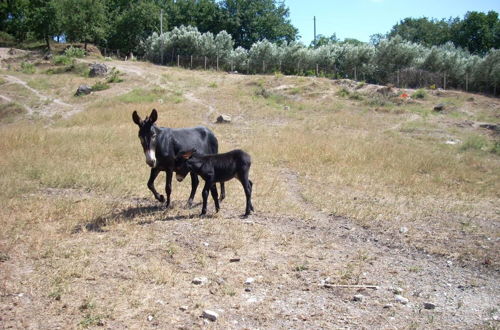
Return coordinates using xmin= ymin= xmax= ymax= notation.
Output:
xmin=443 ymin=72 xmax=446 ymax=90
xmin=465 ymin=73 xmax=468 ymax=92
xmin=204 ymin=56 xmax=207 ymax=70
xmin=177 ymin=55 xmax=180 ymax=67
xmin=279 ymin=60 xmax=282 ymax=72
xmin=216 ymin=56 xmax=219 ymax=71
xmin=396 ymin=70 xmax=400 ymax=87
xmin=316 ymin=64 xmax=319 ymax=76
xmin=190 ymin=55 xmax=193 ymax=69
xmin=354 ymin=66 xmax=357 ymax=81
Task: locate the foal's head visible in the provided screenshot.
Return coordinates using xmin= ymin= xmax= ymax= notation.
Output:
xmin=132 ymin=109 xmax=159 ymax=168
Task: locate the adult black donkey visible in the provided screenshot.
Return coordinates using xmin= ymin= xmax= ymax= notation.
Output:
xmin=132 ymin=108 xmax=225 ymax=207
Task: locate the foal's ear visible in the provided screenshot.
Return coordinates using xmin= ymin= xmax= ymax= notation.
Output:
xmin=132 ymin=111 xmax=142 ymax=126
xmin=150 ymin=109 xmax=158 ymax=123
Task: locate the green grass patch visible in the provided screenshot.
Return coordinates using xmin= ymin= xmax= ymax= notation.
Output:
xmin=336 ymin=87 xmax=350 ymax=98
xmin=53 ymin=55 xmax=74 ymax=66
xmin=116 ymin=88 xmax=165 ymax=103
xmin=460 ymin=134 xmax=491 ymax=152
xmin=91 ymin=81 xmax=110 ymax=92
xmin=21 ymin=61 xmax=36 ymax=74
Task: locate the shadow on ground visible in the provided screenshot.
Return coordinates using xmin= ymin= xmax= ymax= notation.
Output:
xmin=73 ymin=199 xmax=202 ymax=233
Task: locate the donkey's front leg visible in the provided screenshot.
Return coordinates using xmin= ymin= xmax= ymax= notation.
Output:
xmin=147 ymin=168 xmax=164 ymax=203
xmin=165 ymin=170 xmax=173 ymax=208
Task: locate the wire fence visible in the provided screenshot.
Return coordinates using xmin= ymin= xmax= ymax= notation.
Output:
xmin=138 ymin=53 xmax=498 ymax=95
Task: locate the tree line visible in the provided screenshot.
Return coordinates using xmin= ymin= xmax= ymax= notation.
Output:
xmin=0 ymin=0 xmax=297 ymax=53
xmin=143 ymin=26 xmax=500 ymax=95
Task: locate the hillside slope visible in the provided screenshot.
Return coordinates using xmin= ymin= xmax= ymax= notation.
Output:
xmin=1 ymin=49 xmax=499 ymax=328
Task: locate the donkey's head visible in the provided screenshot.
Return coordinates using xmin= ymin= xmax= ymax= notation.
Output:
xmin=132 ymin=109 xmax=159 ymax=168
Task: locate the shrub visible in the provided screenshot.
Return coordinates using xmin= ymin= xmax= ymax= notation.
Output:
xmin=106 ymin=68 xmax=123 ymax=83
xmin=412 ymin=88 xmax=427 ymax=99
xmin=20 ymin=61 xmax=35 ymax=74
xmin=336 ymin=87 xmax=350 ymax=98
xmin=491 ymin=141 xmax=500 ymax=156
xmin=91 ymin=81 xmax=110 ymax=91
xmin=64 ymin=46 xmax=85 ymax=58
xmin=53 ymin=55 xmax=74 ymax=66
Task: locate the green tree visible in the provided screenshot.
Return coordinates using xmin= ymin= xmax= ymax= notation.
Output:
xmin=220 ymin=0 xmax=298 ymax=49
xmin=25 ymin=0 xmax=59 ymax=50
xmin=312 ymin=33 xmax=338 ymax=48
xmin=56 ymin=0 xmax=108 ymax=50
xmin=108 ymin=0 xmax=161 ymax=55
xmin=0 ymin=0 xmax=29 ymax=41
xmin=450 ymin=11 xmax=500 ymax=55
xmin=164 ymin=0 xmax=224 ymax=34
xmin=388 ymin=17 xmax=452 ymax=47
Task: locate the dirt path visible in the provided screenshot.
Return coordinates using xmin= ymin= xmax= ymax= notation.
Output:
xmin=272 ymin=168 xmax=499 ymax=328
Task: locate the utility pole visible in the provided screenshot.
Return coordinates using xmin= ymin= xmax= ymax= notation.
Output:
xmin=160 ymin=9 xmax=163 ymax=65
xmin=314 ymin=16 xmax=317 ymax=47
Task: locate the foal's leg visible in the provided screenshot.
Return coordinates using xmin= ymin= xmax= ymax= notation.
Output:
xmin=200 ymin=181 xmax=212 ymax=216
xmin=188 ymin=172 xmax=199 ymax=207
xmin=219 ymin=182 xmax=226 ymax=202
xmin=147 ymin=168 xmax=164 ymax=203
xmin=209 ymin=184 xmax=220 ymax=212
xmin=238 ymin=170 xmax=253 ymax=216
xmin=165 ymin=170 xmax=173 ymax=207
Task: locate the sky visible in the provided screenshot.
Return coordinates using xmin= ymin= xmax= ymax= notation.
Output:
xmin=285 ymin=0 xmax=500 ymax=45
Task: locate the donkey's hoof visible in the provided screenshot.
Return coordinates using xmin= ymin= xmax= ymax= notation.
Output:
xmin=158 ymin=195 xmax=165 ymax=203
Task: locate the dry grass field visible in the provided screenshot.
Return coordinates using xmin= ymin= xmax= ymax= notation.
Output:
xmin=1 ymin=48 xmax=499 ymax=329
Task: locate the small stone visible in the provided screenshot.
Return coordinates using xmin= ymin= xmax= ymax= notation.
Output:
xmin=229 ymin=258 xmax=241 ymax=263
xmin=423 ymin=302 xmax=436 ymax=310
xmin=245 ymin=277 xmax=255 ymax=285
xmin=147 ymin=315 xmax=154 ymax=322
xmin=202 ymin=242 xmax=209 ymax=247
xmin=283 ymin=106 xmax=290 ymax=111
xmin=399 ymin=227 xmax=408 ymax=234
xmin=383 ymin=304 xmax=393 ymax=309
xmin=245 ymin=287 xmax=251 ymax=292
xmin=433 ymin=104 xmax=445 ymax=111
xmin=395 ymin=295 xmax=409 ymax=305
xmin=192 ymin=277 xmax=208 ymax=285
xmin=392 ymin=287 xmax=404 ymax=294
xmin=202 ymin=310 xmax=219 ymax=321
xmin=216 ymin=114 xmax=231 ymax=123
xmin=75 ymin=85 xmax=92 ymax=96
xmin=180 ymin=305 xmax=188 ymax=311
xmin=353 ymin=294 xmax=364 ymax=302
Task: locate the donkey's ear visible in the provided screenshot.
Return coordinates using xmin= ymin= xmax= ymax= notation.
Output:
xmin=150 ymin=109 xmax=158 ymax=123
xmin=132 ymin=111 xmax=142 ymax=126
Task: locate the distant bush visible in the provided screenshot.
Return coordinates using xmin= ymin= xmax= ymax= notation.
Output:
xmin=64 ymin=46 xmax=85 ymax=58
xmin=91 ymin=81 xmax=110 ymax=91
xmin=20 ymin=61 xmax=35 ymax=74
xmin=412 ymin=88 xmax=427 ymax=99
xmin=491 ymin=141 xmax=500 ymax=156
xmin=349 ymin=91 xmax=363 ymax=100
xmin=53 ymin=55 xmax=74 ymax=66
